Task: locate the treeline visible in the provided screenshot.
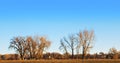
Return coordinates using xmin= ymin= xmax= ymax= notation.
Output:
xmin=0 ymin=49 xmax=120 ymax=60
xmin=1 ymin=29 xmax=119 ymax=60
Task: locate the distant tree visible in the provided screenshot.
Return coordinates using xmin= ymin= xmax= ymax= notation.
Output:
xmin=50 ymin=52 xmax=62 ymax=59
xmin=93 ymin=53 xmax=98 ymax=59
xmin=109 ymin=47 xmax=118 ymax=54
xmin=99 ymin=52 xmax=106 ymax=59
xmin=63 ymin=52 xmax=70 ymax=59
xmin=43 ymin=52 xmax=51 ymax=59
xmin=108 ymin=47 xmax=119 ymax=59
xmin=59 ymin=35 xmax=77 ymax=59
xmin=9 ymin=37 xmax=27 ymax=60
xmin=78 ymin=30 xmax=95 ymax=59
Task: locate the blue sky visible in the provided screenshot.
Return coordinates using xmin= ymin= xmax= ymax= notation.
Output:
xmin=0 ymin=0 xmax=120 ymax=54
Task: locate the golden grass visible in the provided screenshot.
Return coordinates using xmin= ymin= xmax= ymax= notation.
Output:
xmin=0 ymin=59 xmax=120 ymax=63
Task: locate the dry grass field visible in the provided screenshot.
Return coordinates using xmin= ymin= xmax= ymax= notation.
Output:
xmin=0 ymin=59 xmax=120 ymax=63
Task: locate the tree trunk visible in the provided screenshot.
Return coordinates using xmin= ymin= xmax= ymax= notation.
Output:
xmin=20 ymin=55 xmax=24 ymax=60
xmin=82 ymin=47 xmax=85 ymax=59
xmin=72 ymin=48 xmax=74 ymax=59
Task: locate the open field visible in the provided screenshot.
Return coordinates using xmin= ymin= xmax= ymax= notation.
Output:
xmin=0 ymin=59 xmax=120 ymax=63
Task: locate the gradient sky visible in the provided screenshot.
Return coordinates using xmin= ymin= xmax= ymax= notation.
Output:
xmin=0 ymin=0 xmax=120 ymax=54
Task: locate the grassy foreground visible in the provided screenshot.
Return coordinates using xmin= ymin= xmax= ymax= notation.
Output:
xmin=0 ymin=59 xmax=120 ymax=63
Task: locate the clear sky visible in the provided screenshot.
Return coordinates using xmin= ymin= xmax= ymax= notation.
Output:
xmin=0 ymin=0 xmax=120 ymax=54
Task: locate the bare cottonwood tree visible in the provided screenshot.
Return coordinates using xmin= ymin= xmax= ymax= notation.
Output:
xmin=26 ymin=36 xmax=37 ymax=59
xmin=78 ymin=30 xmax=94 ymax=59
xmin=36 ymin=36 xmax=51 ymax=59
xmin=60 ymin=35 xmax=77 ymax=59
xmin=9 ymin=37 xmax=27 ymax=60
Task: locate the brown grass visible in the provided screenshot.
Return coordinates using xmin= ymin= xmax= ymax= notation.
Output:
xmin=0 ymin=59 xmax=120 ymax=63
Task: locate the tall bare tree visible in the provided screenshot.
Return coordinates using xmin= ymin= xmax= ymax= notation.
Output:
xmin=60 ymin=35 xmax=77 ymax=59
xmin=26 ymin=36 xmax=37 ymax=59
xmin=59 ymin=40 xmax=69 ymax=58
xmin=78 ymin=30 xmax=94 ymax=59
xmin=36 ymin=36 xmax=51 ymax=59
xmin=9 ymin=37 xmax=28 ymax=60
